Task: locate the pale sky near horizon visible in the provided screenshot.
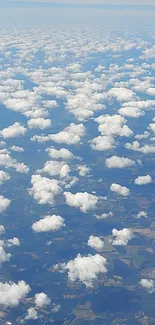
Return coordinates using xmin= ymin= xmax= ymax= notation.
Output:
xmin=8 ymin=0 xmax=155 ymax=5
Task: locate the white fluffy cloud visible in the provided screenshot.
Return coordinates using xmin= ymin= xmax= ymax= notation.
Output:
xmin=95 ymin=114 xmax=133 ymax=138
xmin=107 ymin=87 xmax=135 ymax=102
xmin=110 ymin=183 xmax=130 ymax=196
xmin=37 ymin=160 xmax=71 ymax=178
xmin=0 ymin=195 xmax=11 ymax=213
xmin=35 ymin=292 xmax=51 ymax=308
xmin=0 ymin=122 xmax=27 ymax=139
xmin=27 ymin=118 xmax=51 ymax=130
xmin=50 ymin=123 xmax=85 ymax=145
xmin=118 ymin=106 xmax=145 ymax=118
xmin=0 ymin=170 xmax=10 ymax=185
xmin=112 ymin=228 xmax=133 ymax=246
xmin=0 ymin=149 xmax=29 ymax=173
xmin=140 ymin=279 xmax=154 ymax=293
xmin=87 ymin=235 xmax=104 ymax=251
xmin=0 ymin=281 xmax=30 ymax=307
xmin=25 ymin=308 xmax=38 ymax=320
xmin=134 ymin=175 xmax=152 ymax=185
xmin=125 ymin=141 xmax=155 ymax=154
xmin=0 ymin=247 xmax=11 ymax=265
xmin=54 ymin=253 xmax=108 ymax=288
xmin=64 ymin=191 xmax=98 ymax=212
xmin=105 ymin=156 xmax=135 ymax=168
xmin=29 ymin=175 xmax=62 ymax=205
xmin=91 ymin=135 xmax=115 ymax=151
xmin=32 ymin=215 xmax=65 ymax=232
xmin=46 ymin=147 xmax=73 ymax=160
xmin=7 ymin=237 xmax=20 ymax=247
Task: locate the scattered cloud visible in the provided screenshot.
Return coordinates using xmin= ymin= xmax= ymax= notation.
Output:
xmin=110 ymin=183 xmax=130 ymax=196
xmin=32 ymin=215 xmax=65 ymax=232
xmin=134 ymin=175 xmax=152 ymax=185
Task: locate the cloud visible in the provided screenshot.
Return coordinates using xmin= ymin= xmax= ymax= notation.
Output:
xmin=32 ymin=215 xmax=65 ymax=232
xmin=134 ymin=175 xmax=152 ymax=185
xmin=0 ymin=281 xmax=30 ymax=307
xmin=140 ymin=279 xmax=154 ymax=293
xmin=54 ymin=253 xmax=107 ymax=288
xmin=50 ymin=123 xmax=85 ymax=145
xmin=0 ymin=149 xmax=29 ymax=173
xmin=10 ymin=145 xmax=24 ymax=152
xmin=0 ymin=225 xmax=5 ymax=235
xmin=77 ymin=165 xmax=90 ymax=176
xmin=64 ymin=191 xmax=98 ymax=212
xmin=0 ymin=195 xmax=11 ymax=213
xmin=149 ymin=123 xmax=155 ymax=133
xmin=95 ymin=211 xmax=113 ymax=219
xmin=46 ymin=147 xmax=74 ymax=160
xmin=29 ymin=175 xmax=62 ymax=205
xmin=7 ymin=237 xmax=20 ymax=247
xmin=112 ymin=228 xmax=133 ymax=246
xmin=0 ymin=122 xmax=27 ymax=139
xmin=95 ymin=114 xmax=133 ymax=138
xmin=87 ymin=235 xmax=104 ymax=251
xmin=0 ymin=247 xmax=11 ymax=265
xmin=90 ymin=135 xmax=115 ymax=151
xmin=27 ymin=118 xmax=51 ymax=130
xmin=35 ymin=292 xmax=51 ymax=308
xmin=0 ymin=170 xmax=10 ymax=185
xmin=31 ymin=123 xmax=85 ymax=145
xmin=105 ymin=156 xmax=135 ymax=168
xmin=25 ymin=308 xmax=38 ymax=320
xmin=107 ymin=87 xmax=135 ymax=102
xmin=118 ymin=106 xmax=145 ymax=118
xmin=110 ymin=183 xmax=130 ymax=196
xmin=136 ymin=211 xmax=148 ymax=218
xmin=125 ymin=141 xmax=155 ymax=154
xmin=37 ymin=160 xmax=71 ymax=178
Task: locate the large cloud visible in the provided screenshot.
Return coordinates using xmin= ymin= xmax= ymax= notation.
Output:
xmin=64 ymin=191 xmax=98 ymax=212
xmin=110 ymin=183 xmax=130 ymax=196
xmin=54 ymin=253 xmax=108 ymax=288
xmin=0 ymin=122 xmax=27 ymax=139
xmin=112 ymin=228 xmax=133 ymax=246
xmin=32 ymin=215 xmax=65 ymax=232
xmin=29 ymin=175 xmax=62 ymax=205
xmin=0 ymin=195 xmax=11 ymax=213
xmin=106 ymin=156 xmax=135 ymax=168
xmin=134 ymin=175 xmax=152 ymax=185
xmin=0 ymin=281 xmax=31 ymax=307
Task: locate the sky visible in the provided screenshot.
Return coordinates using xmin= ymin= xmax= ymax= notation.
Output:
xmin=6 ymin=0 xmax=155 ymax=5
